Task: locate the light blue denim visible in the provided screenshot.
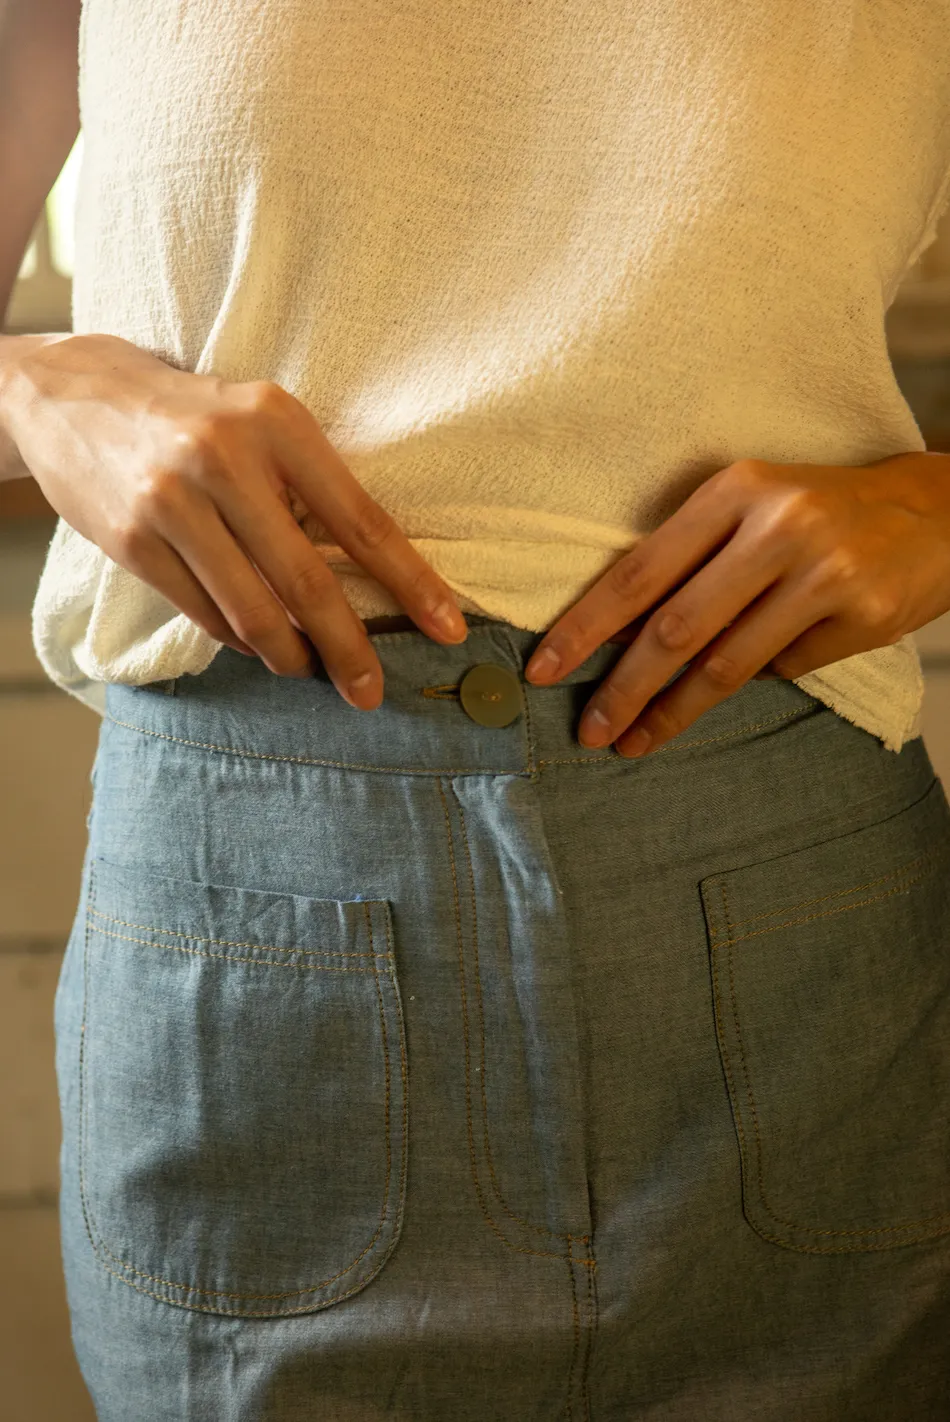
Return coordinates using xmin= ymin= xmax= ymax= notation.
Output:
xmin=54 ymin=614 xmax=950 ymax=1419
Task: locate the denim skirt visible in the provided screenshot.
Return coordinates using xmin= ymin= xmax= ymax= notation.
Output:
xmin=53 ymin=614 xmax=950 ymax=1420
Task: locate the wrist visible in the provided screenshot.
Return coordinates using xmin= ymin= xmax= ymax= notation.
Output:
xmin=0 ymin=332 xmax=73 ymax=484
xmin=870 ymin=450 xmax=950 ymax=522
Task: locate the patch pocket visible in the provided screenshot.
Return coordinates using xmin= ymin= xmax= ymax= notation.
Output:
xmin=700 ymin=777 xmax=950 ymax=1254
xmin=79 ymin=856 xmax=407 ymax=1316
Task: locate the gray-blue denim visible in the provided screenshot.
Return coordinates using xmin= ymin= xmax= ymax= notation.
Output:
xmin=54 ymin=615 xmax=950 ymax=1420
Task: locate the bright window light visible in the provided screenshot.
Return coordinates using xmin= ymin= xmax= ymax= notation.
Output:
xmin=47 ymin=131 xmax=83 ymax=277
xmin=15 ymin=130 xmax=83 ymax=282
xmin=15 ymin=240 xmax=36 ymax=281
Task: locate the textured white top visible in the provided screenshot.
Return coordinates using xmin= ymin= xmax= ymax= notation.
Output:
xmin=29 ymin=1 xmax=950 ymax=747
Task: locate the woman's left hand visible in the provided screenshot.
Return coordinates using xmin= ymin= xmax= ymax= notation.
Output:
xmin=523 ymin=452 xmax=950 ymax=757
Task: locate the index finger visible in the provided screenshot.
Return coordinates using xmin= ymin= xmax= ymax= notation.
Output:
xmin=524 ymin=473 xmax=747 ymax=682
xmin=265 ymin=386 xmax=468 ymax=643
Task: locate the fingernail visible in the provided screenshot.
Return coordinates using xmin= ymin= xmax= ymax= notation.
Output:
xmin=347 ymin=670 xmax=379 ymax=707
xmin=526 ymin=646 xmax=561 ymax=681
xmin=622 ymin=726 xmax=652 ymax=757
xmin=579 ymin=707 xmax=611 ymax=747
xmin=430 ymin=602 xmax=467 ymax=641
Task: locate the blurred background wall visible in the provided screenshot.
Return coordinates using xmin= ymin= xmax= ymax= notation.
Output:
xmin=2 ymin=135 xmax=950 ymax=1420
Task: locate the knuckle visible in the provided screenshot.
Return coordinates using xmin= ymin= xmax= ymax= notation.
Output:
xmin=559 ymin=610 xmax=601 ymax=650
xmin=287 ymin=559 xmax=331 ymax=607
xmin=245 ymin=379 xmax=289 ymax=415
xmin=231 ymin=600 xmax=281 ymax=643
xmin=607 ymin=546 xmax=650 ymax=600
xmin=702 ymin=651 xmax=745 ymax=687
xmin=551 ymin=612 xmax=608 ymax=666
xmin=405 ymin=564 xmax=438 ymax=604
xmin=854 ymin=588 xmax=900 ymax=630
xmin=136 ymin=467 xmax=188 ymax=520
xmin=816 ymin=545 xmax=862 ymax=587
xmin=599 ymin=679 xmax=646 ymax=720
xmin=350 ymin=494 xmax=396 ymax=552
xmin=725 ymin=458 xmax=771 ymax=494
xmin=113 ymin=521 xmax=151 ymax=564
xmin=653 ymin=608 xmax=693 ymax=650
xmin=171 ymin=420 xmax=220 ymax=462
xmin=196 ymin=459 xmax=242 ymax=499
xmin=167 ymin=425 xmax=232 ymax=483
xmin=174 ymin=408 xmax=254 ymax=461
xmin=780 ymin=487 xmax=829 ymax=533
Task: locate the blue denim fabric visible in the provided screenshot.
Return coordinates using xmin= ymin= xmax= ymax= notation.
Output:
xmin=54 ymin=615 xmax=950 ymax=1420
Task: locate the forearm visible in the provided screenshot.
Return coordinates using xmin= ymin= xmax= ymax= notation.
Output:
xmin=866 ymin=449 xmax=950 ymax=531
xmin=0 ymin=0 xmax=82 ymax=480
xmin=0 ymin=330 xmax=71 ymax=482
xmin=0 ymin=0 xmax=81 ymax=319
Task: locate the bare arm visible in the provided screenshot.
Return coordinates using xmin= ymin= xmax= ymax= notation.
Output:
xmin=0 ymin=0 xmax=470 ymax=694
xmin=0 ymin=0 xmax=80 ymax=480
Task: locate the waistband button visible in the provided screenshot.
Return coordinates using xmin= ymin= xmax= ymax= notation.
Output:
xmin=458 ymin=663 xmax=523 ymax=728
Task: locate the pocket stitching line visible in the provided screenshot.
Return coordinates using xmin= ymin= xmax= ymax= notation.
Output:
xmin=535 ymin=706 xmax=811 ymax=768
xmin=79 ymin=875 xmax=406 ymax=1305
xmin=454 ymin=777 xmax=597 ymax=1413
xmin=101 ymin=702 xmax=806 ymax=775
xmin=712 ymin=797 xmax=947 ymax=933
xmin=382 ymin=898 xmax=411 ymax=1260
xmin=437 ymin=779 xmax=595 ymax=1418
xmin=88 ymin=904 xmax=390 ymax=966
xmin=714 ymin=868 xmax=950 ymax=1247
xmin=102 ymin=711 xmax=507 ymax=776
xmin=709 ymin=860 xmax=943 ymax=949
xmin=706 ymin=778 xmax=944 ymax=936
xmin=436 ymin=779 xmax=592 ymax=1262
xmin=88 ymin=923 xmax=390 ymax=972
xmin=454 ymin=783 xmax=591 ymax=1248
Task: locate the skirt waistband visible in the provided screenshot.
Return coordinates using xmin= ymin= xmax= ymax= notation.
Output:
xmin=103 ymin=615 xmax=824 ymax=779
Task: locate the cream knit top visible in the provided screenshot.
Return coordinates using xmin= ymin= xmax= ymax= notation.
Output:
xmin=29 ymin=1 xmax=950 ymax=748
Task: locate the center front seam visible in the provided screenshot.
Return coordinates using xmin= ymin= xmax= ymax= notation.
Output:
xmin=435 ymin=774 xmax=596 ymax=1420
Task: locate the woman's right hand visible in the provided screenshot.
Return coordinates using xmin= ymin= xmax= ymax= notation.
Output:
xmin=0 ymin=332 xmax=469 ymax=708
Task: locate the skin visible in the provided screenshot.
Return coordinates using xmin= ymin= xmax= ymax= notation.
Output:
xmin=10 ymin=334 xmax=948 ymax=737
xmin=7 ymin=5 xmax=949 ymax=737
xmin=0 ymin=333 xmax=469 ymax=710
xmin=0 ymin=2 xmax=474 ymax=714
xmin=524 ymin=451 xmax=950 ymax=756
